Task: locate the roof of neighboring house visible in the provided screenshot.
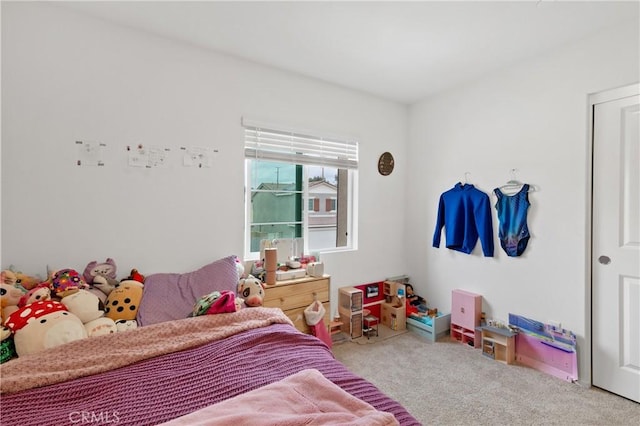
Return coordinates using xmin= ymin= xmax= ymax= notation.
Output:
xmin=255 ymin=182 xmax=297 ymax=191
xmin=309 ymin=180 xmax=337 ymax=192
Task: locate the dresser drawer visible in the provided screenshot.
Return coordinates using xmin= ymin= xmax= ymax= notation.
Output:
xmin=262 ymin=276 xmax=331 ymax=335
xmin=281 ymin=301 xmax=331 ymax=334
xmin=263 ymin=278 xmax=330 ymax=311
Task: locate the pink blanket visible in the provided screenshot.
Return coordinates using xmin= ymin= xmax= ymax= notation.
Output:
xmin=161 ymin=369 xmax=399 ymax=426
xmin=1 ymin=310 xmax=420 ymax=425
xmin=0 ymin=307 xmax=292 ymax=394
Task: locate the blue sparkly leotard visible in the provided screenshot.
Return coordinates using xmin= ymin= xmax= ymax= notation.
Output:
xmin=494 ymin=184 xmax=531 ymax=257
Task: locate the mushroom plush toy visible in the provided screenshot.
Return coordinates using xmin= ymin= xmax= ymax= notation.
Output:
xmin=5 ymin=300 xmax=87 ymax=357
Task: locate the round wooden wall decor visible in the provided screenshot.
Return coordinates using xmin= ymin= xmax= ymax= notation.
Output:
xmin=377 ymin=152 xmax=395 ymax=176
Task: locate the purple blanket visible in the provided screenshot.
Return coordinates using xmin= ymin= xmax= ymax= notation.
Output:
xmin=1 ymin=324 xmax=419 ymax=426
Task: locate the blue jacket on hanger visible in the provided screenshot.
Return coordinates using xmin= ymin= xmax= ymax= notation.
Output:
xmin=432 ymin=183 xmax=494 ymax=257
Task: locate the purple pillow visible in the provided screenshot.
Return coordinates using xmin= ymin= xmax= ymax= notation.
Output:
xmin=137 ymin=256 xmax=239 ymax=326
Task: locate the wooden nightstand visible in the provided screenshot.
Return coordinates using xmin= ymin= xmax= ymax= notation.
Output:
xmin=262 ymin=275 xmax=330 ymax=334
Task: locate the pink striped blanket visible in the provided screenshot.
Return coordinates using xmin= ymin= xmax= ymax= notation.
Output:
xmin=161 ymin=369 xmax=399 ymax=426
xmin=0 ymin=308 xmax=420 ymax=426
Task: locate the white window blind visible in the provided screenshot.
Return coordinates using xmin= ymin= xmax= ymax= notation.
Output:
xmin=243 ymin=119 xmax=358 ymax=169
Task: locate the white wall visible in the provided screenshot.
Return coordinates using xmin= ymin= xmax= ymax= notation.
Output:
xmin=406 ymin=19 xmax=639 ymax=384
xmin=3 ymin=1 xmax=638 ymax=385
xmin=0 ymin=3 xmax=408 ymax=312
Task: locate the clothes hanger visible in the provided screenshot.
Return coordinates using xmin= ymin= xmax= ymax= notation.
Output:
xmin=499 ymin=169 xmax=537 ymax=194
xmin=500 ymin=169 xmax=522 ymax=190
xmin=463 ymin=171 xmax=471 ymax=185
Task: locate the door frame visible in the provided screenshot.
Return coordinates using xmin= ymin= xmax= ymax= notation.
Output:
xmin=588 ymin=82 xmax=640 ymax=388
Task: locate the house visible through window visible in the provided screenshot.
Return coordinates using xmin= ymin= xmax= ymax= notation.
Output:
xmin=243 ymin=120 xmax=358 ymax=259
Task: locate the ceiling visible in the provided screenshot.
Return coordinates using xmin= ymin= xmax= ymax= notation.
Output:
xmin=55 ymin=1 xmax=639 ymax=104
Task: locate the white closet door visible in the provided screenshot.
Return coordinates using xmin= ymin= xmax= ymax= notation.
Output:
xmin=592 ymin=85 xmax=640 ymax=403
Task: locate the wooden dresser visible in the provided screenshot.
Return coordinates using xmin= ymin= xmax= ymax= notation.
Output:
xmin=262 ymin=275 xmax=330 ymax=334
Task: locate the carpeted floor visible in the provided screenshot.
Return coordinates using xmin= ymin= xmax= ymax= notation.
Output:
xmin=332 ymin=327 xmax=639 ymax=425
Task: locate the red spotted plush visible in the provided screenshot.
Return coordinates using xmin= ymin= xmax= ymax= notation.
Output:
xmin=5 ymin=300 xmax=87 ymax=356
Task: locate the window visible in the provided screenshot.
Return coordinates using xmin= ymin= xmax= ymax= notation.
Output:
xmin=309 ymin=197 xmax=319 ymax=212
xmin=243 ymin=119 xmax=358 ymax=259
xmin=326 ymin=198 xmax=337 ymax=212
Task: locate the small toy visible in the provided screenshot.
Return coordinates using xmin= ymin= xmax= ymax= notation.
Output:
xmin=250 ymin=261 xmax=266 ymax=283
xmin=18 ymin=284 xmax=51 ymax=308
xmin=0 ymin=325 xmax=15 ymax=363
xmin=61 ymin=289 xmax=105 ymax=324
xmin=191 ymin=290 xmax=241 ymax=317
xmin=62 ymin=289 xmax=117 ymax=337
xmin=127 ymin=269 xmax=145 ymax=284
xmin=83 ymin=258 xmax=117 ymax=284
xmin=234 ymin=256 xmax=246 ymax=279
xmin=237 ymin=275 xmax=265 ymax=307
xmin=409 ymin=307 xmax=439 ymax=320
xmin=104 ymin=280 xmax=144 ymax=326
xmin=83 ymin=259 xmax=119 ymax=296
xmin=114 ymin=319 xmax=137 ymax=332
xmin=92 ymin=276 xmax=117 ymax=298
xmin=1 ymin=270 xmax=17 ymax=286
xmin=406 ymin=284 xmax=426 ymax=306
xmin=83 ymin=317 xmax=118 ymax=336
xmin=4 ymin=267 xmax=43 ymax=291
xmin=14 ymin=271 xmax=42 ymax=291
xmin=49 ymin=268 xmax=87 ymax=298
xmin=5 ymin=300 xmax=87 ymax=356
xmin=1 ymin=283 xmax=24 ymax=324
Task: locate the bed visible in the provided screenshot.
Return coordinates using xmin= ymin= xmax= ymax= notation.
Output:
xmin=0 ymin=256 xmax=420 ymax=426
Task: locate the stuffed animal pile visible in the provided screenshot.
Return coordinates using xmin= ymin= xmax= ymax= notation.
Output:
xmin=0 ymin=258 xmax=147 ymax=362
xmin=1 ymin=255 xmax=252 ymax=363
